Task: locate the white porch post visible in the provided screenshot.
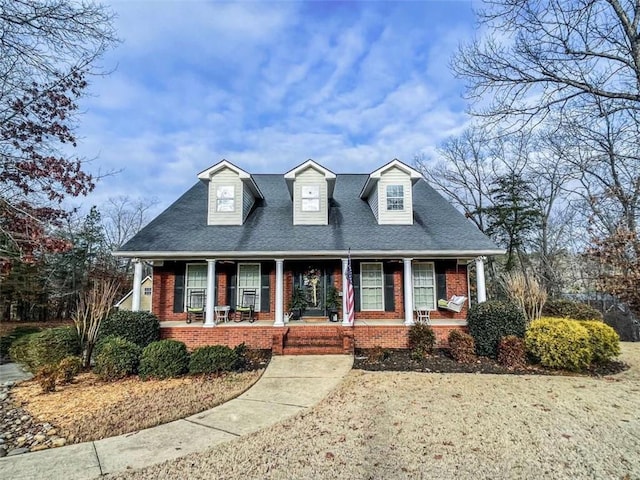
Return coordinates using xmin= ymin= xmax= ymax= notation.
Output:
xmin=204 ymin=259 xmax=216 ymax=327
xmin=274 ymin=259 xmax=285 ymax=326
xmin=341 ymin=258 xmax=350 ymax=326
xmin=403 ymin=258 xmax=414 ymax=326
xmin=476 ymin=256 xmax=487 ymax=304
xmin=131 ymin=259 xmax=143 ymax=312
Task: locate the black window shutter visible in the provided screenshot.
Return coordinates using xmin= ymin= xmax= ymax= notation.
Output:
xmin=435 ymin=261 xmax=450 ymax=302
xmin=353 ymin=261 xmax=361 ymax=312
xmin=260 ymin=262 xmax=271 ymax=312
xmin=384 ymin=263 xmax=395 ymax=312
xmin=227 ymin=270 xmax=237 ymax=310
xmin=173 ymin=263 xmax=185 ymax=313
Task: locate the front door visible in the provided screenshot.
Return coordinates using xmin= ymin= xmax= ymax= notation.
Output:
xmin=294 ymin=265 xmax=328 ymax=316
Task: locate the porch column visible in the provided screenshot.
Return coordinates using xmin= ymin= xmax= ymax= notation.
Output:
xmin=403 ymin=258 xmax=414 ymax=326
xmin=476 ymin=257 xmax=487 ymax=303
xmin=204 ymin=259 xmax=216 ymax=327
xmin=341 ymin=258 xmax=350 ymax=326
xmin=131 ymin=259 xmax=143 ymax=312
xmin=274 ymin=259 xmax=285 ymax=326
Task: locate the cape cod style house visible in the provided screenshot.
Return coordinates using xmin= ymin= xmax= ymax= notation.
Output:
xmin=115 ymin=159 xmax=502 ymax=354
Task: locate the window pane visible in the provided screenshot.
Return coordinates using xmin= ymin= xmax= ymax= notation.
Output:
xmin=413 ymin=263 xmax=435 ymax=309
xmin=238 ymin=264 xmax=261 ymax=311
xmin=361 ymin=263 xmax=383 ymax=310
xmin=301 ymin=198 xmax=320 ymax=212
xmin=216 ymin=185 xmax=235 ymax=212
xmin=187 ymin=265 xmax=207 ymax=287
xmin=386 ymin=184 xmax=404 ymax=211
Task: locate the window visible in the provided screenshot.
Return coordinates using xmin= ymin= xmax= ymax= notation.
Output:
xmin=185 ymin=264 xmax=207 ymax=309
xmin=413 ymin=262 xmax=435 ymax=310
xmin=360 ymin=262 xmax=384 ymax=311
xmin=386 ymin=185 xmax=404 ymax=211
xmin=238 ymin=263 xmax=261 ymax=311
xmin=216 ymin=185 xmax=235 ymax=212
xmin=143 ymin=287 xmax=152 ymax=296
xmin=301 ymin=185 xmax=320 ymax=212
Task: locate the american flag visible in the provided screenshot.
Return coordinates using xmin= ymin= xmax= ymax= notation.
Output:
xmin=346 ymin=250 xmax=355 ymax=325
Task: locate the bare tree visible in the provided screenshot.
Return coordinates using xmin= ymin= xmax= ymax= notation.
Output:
xmin=102 ymin=196 xmax=158 ymax=252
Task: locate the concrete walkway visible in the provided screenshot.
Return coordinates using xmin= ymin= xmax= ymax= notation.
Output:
xmin=0 ymin=355 xmax=353 ymax=480
xmin=0 ymin=363 xmax=33 ymax=385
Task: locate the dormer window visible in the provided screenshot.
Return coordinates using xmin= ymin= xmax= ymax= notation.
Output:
xmin=386 ymin=185 xmax=404 ymax=211
xmin=216 ymin=185 xmax=235 ymax=212
xmin=301 ymin=185 xmax=320 ymax=212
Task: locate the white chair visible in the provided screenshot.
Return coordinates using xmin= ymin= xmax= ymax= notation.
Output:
xmin=415 ymin=307 xmax=431 ymax=324
xmin=214 ymin=305 xmax=230 ymax=324
xmin=437 ymin=295 xmax=467 ymax=313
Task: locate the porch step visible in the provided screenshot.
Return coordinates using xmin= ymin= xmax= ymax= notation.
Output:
xmin=300 ymin=316 xmax=329 ymax=323
xmin=282 ymin=346 xmax=345 ymax=355
xmin=278 ymin=326 xmax=354 ymax=355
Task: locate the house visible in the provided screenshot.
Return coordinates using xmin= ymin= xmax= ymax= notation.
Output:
xmin=115 ymin=159 xmax=502 ymax=354
xmin=115 ymin=275 xmax=153 ymax=312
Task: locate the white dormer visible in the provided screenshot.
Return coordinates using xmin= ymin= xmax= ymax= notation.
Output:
xmin=197 ymin=160 xmax=263 ymax=225
xmin=359 ymin=159 xmax=422 ymax=225
xmin=284 ymin=160 xmax=336 ymax=225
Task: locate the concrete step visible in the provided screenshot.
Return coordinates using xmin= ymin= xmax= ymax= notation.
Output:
xmin=282 ymin=346 xmax=346 ymax=355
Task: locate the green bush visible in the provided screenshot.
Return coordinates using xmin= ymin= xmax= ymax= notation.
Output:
xmin=525 ymin=317 xmax=593 ymax=371
xmin=467 ymin=300 xmax=527 ymax=357
xmin=542 ymin=299 xmax=602 ymax=321
xmin=139 ymin=339 xmax=188 ymax=380
xmin=497 ymin=335 xmax=526 ymax=369
xmin=9 ymin=327 xmax=80 ymax=372
xmin=94 ymin=336 xmax=141 ymax=381
xmin=100 ymin=311 xmax=160 ymax=348
xmin=57 ymin=356 xmax=83 ymax=384
xmin=408 ymin=324 xmax=436 ymax=359
xmin=580 ymin=321 xmax=620 ymax=364
xmin=448 ymin=330 xmax=476 ymax=363
xmin=189 ymin=345 xmax=239 ymax=375
xmin=0 ymin=326 xmax=41 ymax=358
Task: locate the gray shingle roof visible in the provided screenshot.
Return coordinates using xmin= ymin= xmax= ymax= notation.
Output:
xmin=116 ymin=174 xmax=502 ymax=257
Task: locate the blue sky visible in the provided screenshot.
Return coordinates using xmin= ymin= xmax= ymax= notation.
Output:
xmin=75 ymin=0 xmax=478 ymax=216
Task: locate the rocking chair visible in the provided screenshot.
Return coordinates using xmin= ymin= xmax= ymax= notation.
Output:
xmin=186 ymin=289 xmax=205 ymax=323
xmin=437 ymin=295 xmax=467 ymax=313
xmin=235 ymin=289 xmax=257 ymax=323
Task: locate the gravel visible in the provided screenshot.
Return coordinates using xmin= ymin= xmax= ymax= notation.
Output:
xmin=103 ymin=343 xmax=639 ymax=479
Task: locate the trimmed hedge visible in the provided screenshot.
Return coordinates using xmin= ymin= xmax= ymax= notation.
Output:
xmin=94 ymin=336 xmax=141 ymax=381
xmin=542 ymin=299 xmax=602 ymax=321
xmin=467 ymin=300 xmax=527 ymax=357
xmin=525 ymin=318 xmax=593 ymax=371
xmin=100 ymin=311 xmax=160 ymax=348
xmin=408 ymin=324 xmax=436 ymax=358
xmin=448 ymin=330 xmax=476 ymax=363
xmin=9 ymin=327 xmax=80 ymax=372
xmin=0 ymin=326 xmax=41 ymax=358
xmin=580 ymin=321 xmax=620 ymax=364
xmin=139 ymin=339 xmax=189 ymax=380
xmin=189 ymin=345 xmax=239 ymax=374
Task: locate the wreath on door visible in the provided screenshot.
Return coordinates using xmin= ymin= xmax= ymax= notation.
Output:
xmin=303 ymin=268 xmax=320 ymax=307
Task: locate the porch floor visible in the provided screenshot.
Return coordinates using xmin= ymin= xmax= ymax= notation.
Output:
xmin=160 ymin=318 xmax=467 ymax=328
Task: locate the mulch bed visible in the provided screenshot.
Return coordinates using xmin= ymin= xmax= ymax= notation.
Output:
xmin=353 ymin=348 xmax=629 ymax=377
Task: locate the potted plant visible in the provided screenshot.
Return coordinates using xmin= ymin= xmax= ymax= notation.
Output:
xmin=326 ymin=285 xmax=340 ymax=322
xmin=288 ymin=286 xmax=308 ymax=320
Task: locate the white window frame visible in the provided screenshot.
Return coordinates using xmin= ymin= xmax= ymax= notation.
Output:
xmin=301 ymin=184 xmax=320 ymax=212
xmin=143 ymin=287 xmax=152 ymax=296
xmin=360 ymin=262 xmax=384 ymax=311
xmin=386 ymin=184 xmax=404 ymax=211
xmin=413 ymin=262 xmax=436 ymax=310
xmin=185 ymin=263 xmax=207 ymax=310
xmin=216 ymin=185 xmax=235 ymax=212
xmin=237 ymin=263 xmax=261 ymax=312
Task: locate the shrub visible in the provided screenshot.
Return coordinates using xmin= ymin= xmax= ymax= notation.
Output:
xmin=542 ymin=299 xmax=602 ymax=321
xmin=9 ymin=327 xmax=80 ymax=372
xmin=94 ymin=337 xmax=141 ymax=381
xmin=139 ymin=339 xmax=188 ymax=380
xmin=368 ymin=345 xmax=392 ymax=363
xmin=189 ymin=345 xmax=239 ymax=375
xmin=57 ymin=356 xmax=83 ymax=384
xmin=0 ymin=326 xmax=41 ymax=358
xmin=100 ymin=311 xmax=160 ymax=348
xmin=448 ymin=330 xmax=476 ymax=363
xmin=525 ymin=317 xmax=593 ymax=371
xmin=467 ymin=300 xmax=527 ymax=357
xmin=408 ymin=324 xmax=436 ymax=359
xmin=497 ymin=336 xmax=526 ymax=369
xmin=580 ymin=321 xmax=621 ymax=364
xmin=35 ymin=365 xmax=58 ymax=393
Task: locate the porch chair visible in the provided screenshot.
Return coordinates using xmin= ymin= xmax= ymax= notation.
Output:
xmin=235 ymin=289 xmax=257 ymax=323
xmin=186 ymin=289 xmax=206 ymax=324
xmin=415 ymin=307 xmax=431 ymax=324
xmin=437 ymin=295 xmax=467 ymax=313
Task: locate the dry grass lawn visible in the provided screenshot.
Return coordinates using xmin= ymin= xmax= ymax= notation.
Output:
xmin=11 ymin=370 xmax=263 ymax=443
xmin=108 ymin=343 xmax=640 ymax=480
